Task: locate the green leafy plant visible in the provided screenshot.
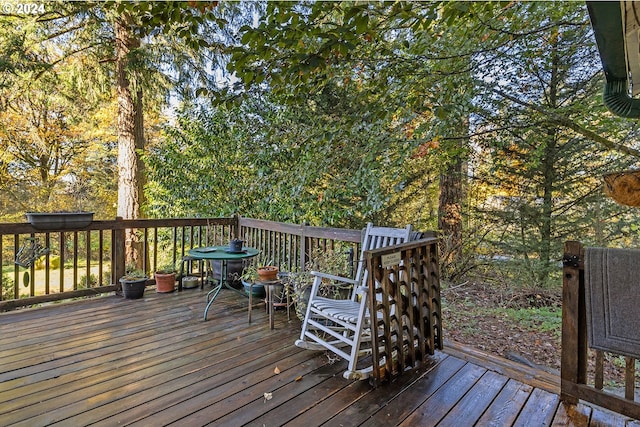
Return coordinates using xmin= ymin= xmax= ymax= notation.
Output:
xmin=288 ymin=248 xmax=353 ymax=321
xmin=121 ymin=268 xmax=147 ymax=281
xmin=236 ymin=255 xmax=274 ymax=284
xmin=2 ymin=274 xmax=14 ymax=300
xmin=155 ymin=263 xmax=177 ymax=274
xmin=78 ymin=273 xmax=98 ymax=289
xmin=238 ymin=263 xmax=259 ymax=283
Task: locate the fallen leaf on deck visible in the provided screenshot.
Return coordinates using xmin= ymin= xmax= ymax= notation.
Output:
xmin=264 ymin=392 xmax=273 ymax=402
xmin=274 ymin=366 xmax=281 ymax=374
xmin=295 ymin=375 xmax=303 ymax=382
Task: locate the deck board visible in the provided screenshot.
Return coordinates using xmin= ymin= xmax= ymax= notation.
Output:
xmin=477 ymin=379 xmax=535 ymax=426
xmin=398 ymin=362 xmax=487 ymax=426
xmin=512 ymin=387 xmax=561 ymax=427
xmin=436 ymin=370 xmax=510 ymax=427
xmin=0 ymin=287 xmax=638 ymax=426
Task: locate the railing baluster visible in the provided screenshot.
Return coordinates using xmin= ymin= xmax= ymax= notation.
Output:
xmin=59 ymin=232 xmax=65 ymax=293
xmin=44 ymin=233 xmax=50 ymax=294
xmin=152 ymin=228 xmax=158 ymax=273
xmin=73 ymin=231 xmax=79 ymax=290
xmin=169 ymin=227 xmax=176 ymax=269
xmin=28 ymin=236 xmax=34 ymax=296
xmin=86 ymin=231 xmax=91 ymax=288
xmin=626 ymin=357 xmax=636 ymax=401
xmin=13 ymin=234 xmax=19 ymax=299
xmin=595 ymin=350 xmax=604 ymax=390
xmin=98 ymin=230 xmax=104 ymax=287
xmin=142 ymin=228 xmax=149 ymax=274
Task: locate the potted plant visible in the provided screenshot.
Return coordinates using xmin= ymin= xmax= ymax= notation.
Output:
xmin=119 ymin=269 xmax=148 ymax=299
xmin=290 ymin=250 xmax=353 ymax=320
xmin=154 ymin=264 xmax=176 ymax=293
xmin=239 ymin=263 xmax=266 ymax=297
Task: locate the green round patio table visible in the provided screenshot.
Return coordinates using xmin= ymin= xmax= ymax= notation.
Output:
xmin=187 ymin=246 xmax=260 ymax=320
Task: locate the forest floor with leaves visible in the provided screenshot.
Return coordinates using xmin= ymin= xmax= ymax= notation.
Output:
xmin=441 ymin=279 xmax=631 ymax=390
xmin=441 ymin=279 xmax=563 ymax=374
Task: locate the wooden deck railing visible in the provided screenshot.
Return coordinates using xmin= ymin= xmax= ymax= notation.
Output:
xmin=0 ymin=216 xmax=362 ymax=311
xmin=238 ymin=217 xmax=361 ymax=273
xmin=561 ymin=241 xmax=640 ymax=420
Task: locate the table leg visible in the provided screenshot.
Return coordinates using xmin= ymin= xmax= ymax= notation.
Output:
xmin=286 ymin=285 xmax=291 ymax=321
xmin=268 ymin=284 xmax=274 ymax=330
xmin=203 ymin=282 xmax=222 ymax=321
xmin=200 ymin=259 xmax=205 ymax=290
xmin=178 ymin=258 xmax=184 ymax=292
xmin=203 ymin=259 xmax=225 ymax=321
xmin=248 ymin=282 xmax=253 ymax=323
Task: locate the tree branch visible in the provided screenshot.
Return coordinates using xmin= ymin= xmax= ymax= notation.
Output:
xmin=491 ymin=87 xmax=640 ymax=159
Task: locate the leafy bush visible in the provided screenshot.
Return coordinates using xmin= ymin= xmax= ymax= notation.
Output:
xmin=288 ymin=248 xmax=354 ymax=321
xmin=34 ymin=256 xmax=61 ymax=270
xmin=2 ymin=274 xmax=14 ymax=300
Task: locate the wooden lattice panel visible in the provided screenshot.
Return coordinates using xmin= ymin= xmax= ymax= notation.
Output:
xmin=366 ymin=237 xmax=442 ymax=385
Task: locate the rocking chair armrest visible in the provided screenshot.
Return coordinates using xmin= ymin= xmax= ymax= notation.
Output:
xmin=309 ymin=271 xmax=358 ymax=286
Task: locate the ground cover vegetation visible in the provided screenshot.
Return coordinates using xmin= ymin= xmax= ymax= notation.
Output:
xmin=2 ymin=1 xmax=640 ymax=370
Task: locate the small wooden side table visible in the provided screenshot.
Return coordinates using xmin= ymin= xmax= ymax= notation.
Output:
xmin=248 ymin=279 xmax=291 ymax=329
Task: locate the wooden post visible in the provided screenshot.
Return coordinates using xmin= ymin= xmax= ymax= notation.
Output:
xmin=233 ymin=214 xmax=240 ymax=239
xmin=113 ymin=217 xmax=126 ymax=288
xmin=561 ymin=240 xmax=586 ymax=403
xmin=299 ymin=223 xmax=308 ymax=272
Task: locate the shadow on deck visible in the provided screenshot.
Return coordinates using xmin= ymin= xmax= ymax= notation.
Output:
xmin=0 ymin=287 xmax=636 ymax=426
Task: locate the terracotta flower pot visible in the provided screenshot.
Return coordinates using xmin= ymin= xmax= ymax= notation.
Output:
xmin=155 ymin=272 xmax=176 ymax=293
xmin=257 ymin=266 xmax=278 ymax=281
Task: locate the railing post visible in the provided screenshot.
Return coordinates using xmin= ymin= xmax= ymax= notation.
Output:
xmin=233 ymin=214 xmax=240 ymax=239
xmin=299 ymin=222 xmax=307 ymax=272
xmin=561 ymin=240 xmax=586 ymax=403
xmin=113 ymin=217 xmax=126 ymax=287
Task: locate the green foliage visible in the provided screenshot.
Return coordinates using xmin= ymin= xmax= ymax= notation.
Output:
xmin=155 ymin=264 xmax=176 ymax=274
xmin=467 ymin=2 xmax=639 ymax=286
xmin=0 ymin=0 xmax=239 ymax=220
xmin=121 ymin=268 xmax=146 ymax=281
xmin=287 ymin=247 xmax=354 ymax=321
xmin=145 ymin=89 xmax=420 ymax=228
xmin=78 ymin=273 xmax=98 ymax=289
xmin=2 ymin=274 xmax=14 ymax=300
xmin=35 ymin=256 xmax=61 ymax=270
xmin=490 ymin=307 xmax=562 ymax=337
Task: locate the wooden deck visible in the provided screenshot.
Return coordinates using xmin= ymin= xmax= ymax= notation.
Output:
xmin=0 ymin=287 xmax=637 ymax=426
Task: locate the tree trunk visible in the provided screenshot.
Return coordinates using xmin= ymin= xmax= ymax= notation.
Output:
xmin=115 ymin=15 xmax=145 ymax=269
xmin=438 ymin=158 xmax=463 ymax=265
xmin=538 ymin=36 xmax=560 ymax=285
xmin=438 ymin=112 xmax=469 ymax=274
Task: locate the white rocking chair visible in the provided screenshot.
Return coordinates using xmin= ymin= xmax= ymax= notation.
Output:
xmin=294 ymin=222 xmax=413 ymax=380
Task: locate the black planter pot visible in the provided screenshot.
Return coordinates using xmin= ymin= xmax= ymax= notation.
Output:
xmin=26 ymin=212 xmax=94 ymax=230
xmin=211 ymin=259 xmax=244 ymax=288
xmin=120 ymin=277 xmax=147 ymax=299
xmin=242 ymin=280 xmax=265 ymax=297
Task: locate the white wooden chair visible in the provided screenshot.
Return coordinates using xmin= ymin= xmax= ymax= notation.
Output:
xmin=294 ymin=222 xmax=413 ymax=380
